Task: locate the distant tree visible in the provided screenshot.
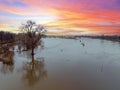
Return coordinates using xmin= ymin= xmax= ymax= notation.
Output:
xmin=0 ymin=31 xmax=15 ymax=43
xmin=20 ymin=20 xmax=46 ymax=56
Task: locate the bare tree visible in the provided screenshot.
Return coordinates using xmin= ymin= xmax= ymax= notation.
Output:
xmin=20 ymin=20 xmax=46 ymax=55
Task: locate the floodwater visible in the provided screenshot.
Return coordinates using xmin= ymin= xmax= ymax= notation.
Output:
xmin=0 ymin=37 xmax=120 ymax=90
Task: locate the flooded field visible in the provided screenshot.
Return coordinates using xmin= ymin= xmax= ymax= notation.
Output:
xmin=0 ymin=37 xmax=120 ymax=90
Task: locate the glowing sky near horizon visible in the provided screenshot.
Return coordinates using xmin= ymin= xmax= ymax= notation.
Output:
xmin=0 ymin=0 xmax=120 ymax=35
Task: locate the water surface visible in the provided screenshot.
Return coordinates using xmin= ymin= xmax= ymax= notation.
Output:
xmin=0 ymin=38 xmax=120 ymax=90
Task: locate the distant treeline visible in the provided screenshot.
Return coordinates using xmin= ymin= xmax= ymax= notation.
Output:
xmin=45 ymin=35 xmax=120 ymax=42
xmin=1 ymin=31 xmax=120 ymax=44
xmin=0 ymin=31 xmax=16 ymax=43
xmin=81 ymin=35 xmax=120 ymax=42
xmin=44 ymin=35 xmax=77 ymax=39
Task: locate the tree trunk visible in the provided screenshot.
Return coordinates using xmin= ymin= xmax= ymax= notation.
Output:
xmin=31 ymin=48 xmax=34 ymax=55
xmin=32 ymin=54 xmax=34 ymax=65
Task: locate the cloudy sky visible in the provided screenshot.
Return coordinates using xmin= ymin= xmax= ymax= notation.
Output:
xmin=0 ymin=0 xmax=120 ymax=35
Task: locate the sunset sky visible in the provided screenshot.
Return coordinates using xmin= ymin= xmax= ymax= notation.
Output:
xmin=0 ymin=0 xmax=120 ymax=35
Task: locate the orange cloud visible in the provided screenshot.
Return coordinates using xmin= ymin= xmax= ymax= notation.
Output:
xmin=0 ymin=23 xmax=6 ymax=27
xmin=44 ymin=8 xmax=120 ymax=35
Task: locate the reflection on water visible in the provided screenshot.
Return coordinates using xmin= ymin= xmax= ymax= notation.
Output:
xmin=21 ymin=57 xmax=47 ymax=86
xmin=0 ymin=60 xmax=14 ymax=74
xmin=0 ymin=51 xmax=14 ymax=74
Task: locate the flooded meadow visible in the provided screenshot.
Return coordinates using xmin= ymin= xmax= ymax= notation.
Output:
xmin=0 ymin=37 xmax=120 ymax=90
